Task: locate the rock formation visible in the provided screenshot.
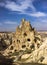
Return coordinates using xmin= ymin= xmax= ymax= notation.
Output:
xmin=3 ymin=19 xmax=41 ymax=57
xmin=1 ymin=19 xmax=47 ymax=64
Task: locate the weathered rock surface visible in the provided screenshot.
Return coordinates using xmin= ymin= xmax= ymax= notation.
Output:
xmin=3 ymin=19 xmax=40 ymax=56
xmin=0 ymin=19 xmax=47 ymax=64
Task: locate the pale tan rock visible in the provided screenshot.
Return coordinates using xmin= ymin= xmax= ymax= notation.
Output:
xmin=2 ymin=19 xmax=42 ymax=64
xmin=42 ymin=57 xmax=47 ymax=64
xmin=3 ymin=19 xmax=36 ymax=56
xmin=21 ymin=54 xmax=31 ymax=59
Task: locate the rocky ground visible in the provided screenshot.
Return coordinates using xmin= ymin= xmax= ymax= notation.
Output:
xmin=0 ymin=19 xmax=47 ymax=65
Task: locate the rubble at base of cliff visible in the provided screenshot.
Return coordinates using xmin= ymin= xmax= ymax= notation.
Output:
xmin=0 ymin=19 xmax=47 ymax=65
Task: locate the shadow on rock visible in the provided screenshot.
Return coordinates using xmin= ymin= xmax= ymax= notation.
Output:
xmin=0 ymin=54 xmax=13 ymax=65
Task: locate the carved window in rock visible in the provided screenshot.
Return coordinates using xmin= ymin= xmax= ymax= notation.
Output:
xmin=23 ymin=32 xmax=27 ymax=36
xmin=17 ymin=39 xmax=20 ymax=43
xmin=22 ymin=45 xmax=26 ymax=48
xmin=14 ymin=40 xmax=15 ymax=43
xmin=39 ymin=56 xmax=44 ymax=62
xmin=30 ymin=43 xmax=35 ymax=49
xmin=34 ymin=38 xmax=37 ymax=43
xmin=14 ymin=49 xmax=17 ymax=52
xmin=10 ymin=46 xmax=13 ymax=50
xmin=27 ymin=38 xmax=30 ymax=42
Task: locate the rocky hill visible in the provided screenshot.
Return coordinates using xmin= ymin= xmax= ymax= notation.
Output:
xmin=3 ymin=19 xmax=41 ymax=56
xmin=0 ymin=19 xmax=47 ymax=65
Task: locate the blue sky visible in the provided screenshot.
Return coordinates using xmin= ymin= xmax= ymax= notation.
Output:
xmin=0 ymin=0 xmax=47 ymax=31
